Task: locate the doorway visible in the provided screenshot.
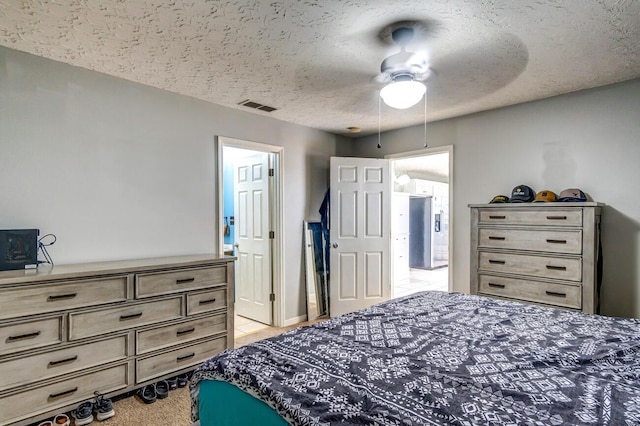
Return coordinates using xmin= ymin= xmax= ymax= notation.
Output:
xmin=217 ymin=136 xmax=284 ymax=340
xmin=387 ymin=146 xmax=453 ymax=299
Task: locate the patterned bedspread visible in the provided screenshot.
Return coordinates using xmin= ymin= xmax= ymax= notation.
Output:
xmin=190 ymin=291 xmax=640 ymax=425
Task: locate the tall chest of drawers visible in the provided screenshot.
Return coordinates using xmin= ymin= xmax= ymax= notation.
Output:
xmin=0 ymin=255 xmax=234 ymax=426
xmin=469 ymin=203 xmax=602 ymax=313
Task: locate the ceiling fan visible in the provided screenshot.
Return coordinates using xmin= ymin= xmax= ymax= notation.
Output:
xmin=374 ymin=23 xmax=433 ymax=109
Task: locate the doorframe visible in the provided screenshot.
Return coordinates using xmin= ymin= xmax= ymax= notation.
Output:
xmin=216 ymin=136 xmax=284 ymax=327
xmin=385 ymin=144 xmax=454 ymax=292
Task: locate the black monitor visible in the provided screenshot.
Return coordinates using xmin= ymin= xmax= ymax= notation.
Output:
xmin=0 ymin=229 xmax=39 ymax=271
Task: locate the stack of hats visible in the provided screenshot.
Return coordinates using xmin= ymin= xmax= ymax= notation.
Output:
xmin=489 ymin=186 xmax=588 ymax=204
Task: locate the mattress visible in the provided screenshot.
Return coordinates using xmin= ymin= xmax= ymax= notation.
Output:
xmin=191 ymin=291 xmax=640 ymax=425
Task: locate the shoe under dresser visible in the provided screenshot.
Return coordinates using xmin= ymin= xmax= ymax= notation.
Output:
xmin=0 ymin=254 xmax=235 ymax=426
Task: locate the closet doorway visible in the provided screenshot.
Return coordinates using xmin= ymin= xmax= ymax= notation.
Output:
xmin=387 ymin=146 xmax=453 ymax=299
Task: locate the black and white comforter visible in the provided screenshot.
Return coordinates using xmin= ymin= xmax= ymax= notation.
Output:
xmin=190 ymin=291 xmax=640 ymax=425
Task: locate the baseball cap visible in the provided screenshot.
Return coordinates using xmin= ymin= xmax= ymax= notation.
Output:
xmin=533 ymin=190 xmax=557 ymax=203
xmin=510 ymin=185 xmax=535 ymax=203
xmin=558 ymin=188 xmax=587 ymax=202
xmin=489 ymin=195 xmax=509 ymax=204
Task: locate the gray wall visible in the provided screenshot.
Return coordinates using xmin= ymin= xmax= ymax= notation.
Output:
xmin=352 ymin=79 xmax=640 ymax=319
xmin=0 ymin=46 xmax=340 ymax=324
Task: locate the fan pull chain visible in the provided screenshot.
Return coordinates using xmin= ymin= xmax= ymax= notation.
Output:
xmin=377 ymin=95 xmax=382 ymax=149
xmin=423 ymin=90 xmax=428 ymax=148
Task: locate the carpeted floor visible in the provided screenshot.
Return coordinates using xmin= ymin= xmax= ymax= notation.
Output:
xmin=46 ymin=318 xmax=326 ymax=426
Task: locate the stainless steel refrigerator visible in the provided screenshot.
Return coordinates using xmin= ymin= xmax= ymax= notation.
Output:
xmin=409 ymin=196 xmax=448 ymax=269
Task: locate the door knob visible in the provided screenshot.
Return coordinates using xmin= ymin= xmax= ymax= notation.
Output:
xmin=332 ymin=243 xmax=338 ymax=248
xmin=234 ymin=243 xmax=239 ymax=248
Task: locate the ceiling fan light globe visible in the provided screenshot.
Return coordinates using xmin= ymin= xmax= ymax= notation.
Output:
xmin=380 ymin=81 xmax=426 ymax=109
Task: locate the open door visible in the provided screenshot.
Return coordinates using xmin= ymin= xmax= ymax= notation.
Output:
xmin=234 ymin=152 xmax=272 ymax=324
xmin=329 ymin=157 xmax=392 ymax=317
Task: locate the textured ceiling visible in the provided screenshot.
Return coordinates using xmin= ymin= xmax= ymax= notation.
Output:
xmin=1 ymin=0 xmax=639 ymax=137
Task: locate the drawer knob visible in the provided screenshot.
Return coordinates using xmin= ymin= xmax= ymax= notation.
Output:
xmin=8 ymin=331 xmax=41 ymax=342
xmin=176 ymin=278 xmax=196 ymax=284
xmin=176 ymin=327 xmax=196 ymax=336
xmin=545 ymin=291 xmax=567 ymax=298
xmin=488 ymin=215 xmax=506 ymax=220
xmin=546 ymin=215 xmax=567 ymax=220
xmin=488 ymin=236 xmax=506 ymax=241
xmin=546 ymin=265 xmax=567 ymax=271
xmin=49 ymin=387 xmax=78 ymax=400
xmin=177 ymin=352 xmax=195 ymax=362
xmin=119 ymin=312 xmax=143 ymax=321
xmin=48 ymin=293 xmax=77 ymax=302
xmin=546 ymin=239 xmax=567 ymax=244
xmin=488 ymin=283 xmax=506 ymax=289
xmin=488 ymin=260 xmax=506 ymax=265
xmin=199 ymin=298 xmax=217 ymax=306
xmin=48 ymin=355 xmax=78 ymax=367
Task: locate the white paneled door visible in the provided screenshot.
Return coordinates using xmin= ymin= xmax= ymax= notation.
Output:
xmin=329 ymin=157 xmax=392 ymax=317
xmin=234 ymin=152 xmax=272 ymax=324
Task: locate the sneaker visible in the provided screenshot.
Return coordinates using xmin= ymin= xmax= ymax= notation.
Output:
xmin=53 ymin=414 xmax=70 ymax=426
xmin=72 ymin=401 xmax=94 ymax=426
xmin=155 ymin=380 xmax=170 ymax=399
xmin=94 ymin=392 xmax=115 ymax=421
xmin=136 ymin=384 xmax=157 ymax=404
xmin=177 ymin=373 xmax=189 ymax=388
xmin=166 ymin=377 xmax=178 ymax=390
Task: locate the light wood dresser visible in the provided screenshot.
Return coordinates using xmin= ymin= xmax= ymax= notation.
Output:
xmin=0 ymin=254 xmax=234 ymax=426
xmin=469 ymin=203 xmax=602 ymax=313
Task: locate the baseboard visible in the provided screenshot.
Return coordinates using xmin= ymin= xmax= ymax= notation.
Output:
xmin=283 ymin=314 xmax=307 ymax=327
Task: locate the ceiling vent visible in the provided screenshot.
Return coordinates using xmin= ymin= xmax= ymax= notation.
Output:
xmin=238 ymin=99 xmax=278 ymax=113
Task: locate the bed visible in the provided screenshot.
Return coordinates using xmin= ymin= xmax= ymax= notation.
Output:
xmin=190 ymin=291 xmax=640 ymax=425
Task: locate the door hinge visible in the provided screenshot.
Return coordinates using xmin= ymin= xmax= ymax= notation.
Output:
xmin=268 ymin=168 xmax=274 ymax=177
xmin=269 ymin=231 xmax=275 ymax=239
xmin=269 ymin=293 xmax=275 ymax=302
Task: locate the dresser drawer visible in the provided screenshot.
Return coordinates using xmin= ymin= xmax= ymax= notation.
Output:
xmin=1 ymin=335 xmax=127 ymax=391
xmin=479 ymin=275 xmax=581 ymax=309
xmin=0 ymin=316 xmax=62 ymax=357
xmin=479 ymin=209 xmax=582 ymax=227
xmin=135 ymin=266 xmax=228 ymax=298
xmin=0 ymin=277 xmax=127 ymax=320
xmin=478 ymin=251 xmax=582 ymax=281
xmin=136 ymin=336 xmax=226 ymax=383
xmin=0 ymin=363 xmax=128 ymax=425
xmin=137 ymin=314 xmax=227 ymax=354
xmin=478 ymin=228 xmax=582 ymax=254
xmin=69 ymin=297 xmax=182 ymax=340
xmin=187 ymin=288 xmax=227 ymax=315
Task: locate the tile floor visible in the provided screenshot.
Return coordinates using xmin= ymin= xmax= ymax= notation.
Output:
xmin=234 ymin=267 xmax=449 ymax=340
xmin=235 ymin=313 xmax=271 ymax=338
xmin=393 ymin=266 xmax=449 ymax=298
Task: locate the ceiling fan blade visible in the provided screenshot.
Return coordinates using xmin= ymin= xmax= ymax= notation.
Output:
xmin=426 ymin=32 xmax=529 ymax=111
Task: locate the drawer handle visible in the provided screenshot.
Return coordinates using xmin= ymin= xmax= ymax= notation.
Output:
xmin=546 ymin=265 xmax=567 ymax=271
xmin=488 ymin=260 xmax=506 ymax=265
xmin=545 ymin=291 xmax=567 ymax=298
xmin=120 ymin=312 xmax=143 ymax=321
xmin=546 ymin=239 xmax=567 ymax=244
xmin=48 ymin=293 xmax=77 ymax=301
xmin=176 ymin=327 xmax=196 ymax=336
xmin=176 ymin=278 xmax=195 ymax=284
xmin=546 ymin=215 xmax=567 ymax=220
xmin=177 ymin=352 xmax=195 ymax=362
xmin=198 ymin=298 xmax=217 ymax=305
xmin=488 ymin=215 xmax=506 ymax=219
xmin=48 ymin=355 xmax=78 ymax=367
xmin=488 ymin=236 xmax=506 ymax=241
xmin=488 ymin=283 xmax=506 ymax=289
xmin=7 ymin=331 xmax=41 ymax=342
xmin=49 ymin=387 xmax=78 ymax=400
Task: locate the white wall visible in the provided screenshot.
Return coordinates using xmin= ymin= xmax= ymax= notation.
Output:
xmin=0 ymin=46 xmax=340 ymax=324
xmin=352 ymin=79 xmax=640 ymax=319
